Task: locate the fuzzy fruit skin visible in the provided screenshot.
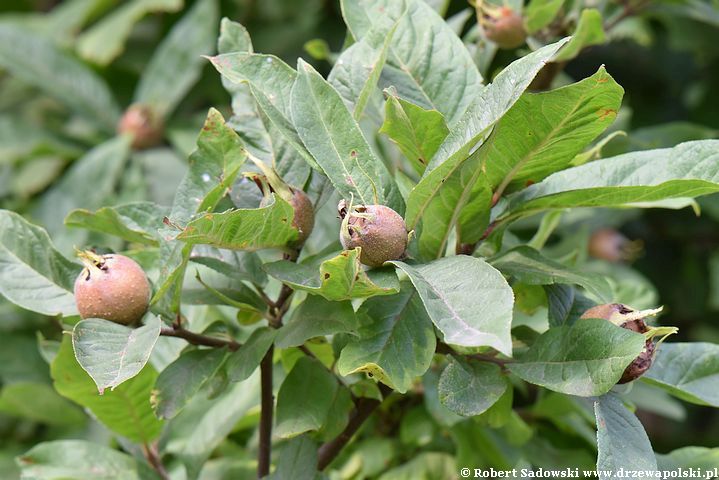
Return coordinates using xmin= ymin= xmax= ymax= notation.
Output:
xmin=484 ymin=7 xmax=526 ymax=49
xmin=580 ymin=303 xmax=654 ymax=384
xmin=289 ymin=189 xmax=314 ymax=245
xmin=74 ymin=254 xmax=151 ymax=325
xmin=340 ymin=204 xmax=407 ymax=267
xmin=117 ymin=104 xmax=163 ymax=150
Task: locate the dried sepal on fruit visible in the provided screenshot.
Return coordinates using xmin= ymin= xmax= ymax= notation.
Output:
xmin=580 ymin=303 xmax=677 ymax=383
xmin=338 ymin=199 xmax=408 ymax=268
xmin=73 ymin=250 xmax=151 ymax=325
xmin=476 ymin=1 xmax=527 ymax=49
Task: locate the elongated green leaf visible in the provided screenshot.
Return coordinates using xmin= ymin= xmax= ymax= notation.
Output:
xmin=342 ymin=0 xmax=483 ymax=125
xmin=525 ymin=0 xmax=565 ymax=34
xmin=338 ymin=287 xmax=436 ymax=393
xmin=482 ymin=67 xmax=623 ymax=194
xmin=0 ymin=24 xmax=120 ymax=130
xmin=51 ymin=336 xmax=163 ymax=443
xmin=153 ymin=109 xmax=246 ymax=310
xmin=72 ymin=317 xmax=161 ymax=394
xmin=508 ymin=318 xmax=646 ymax=396
xmin=505 ymin=140 xmax=719 ymax=219
xmin=190 ymin=245 xmax=267 ymax=285
xmin=17 ymin=440 xmax=150 ymax=480
xmin=0 ymin=210 xmax=79 ymax=316
xmin=595 ymin=394 xmax=657 ymax=476
xmin=226 ymin=328 xmax=277 ymax=382
xmin=392 ymin=256 xmax=514 ymax=355
xmin=642 ymin=342 xmax=719 ymax=407
xmin=152 ymin=347 xmax=228 ymax=419
xmin=35 ymin=136 xmax=131 ymax=244
xmin=269 ymin=436 xmax=319 ymax=480
xmin=328 ymin=16 xmax=398 ymax=120
xmin=555 ymin=9 xmax=606 ymax=62
xmin=656 ymin=447 xmax=719 ymax=470
xmin=405 ymin=38 xmax=569 ymax=259
xmin=490 ymin=246 xmax=613 ymax=302
xmin=0 ymin=382 xmax=85 ymax=426
xmin=275 ymin=357 xmax=352 ymax=438
xmin=264 ymin=249 xmax=400 ymax=301
xmin=545 ymin=284 xmax=596 ymax=327
xmin=77 ymin=0 xmax=183 ymax=65
xmin=380 ymin=94 xmax=449 ymax=175
xmin=175 ymin=195 xmax=299 ymax=250
xmin=438 ymin=358 xmax=508 ymax=417
xmin=135 ymin=0 xmax=218 ymax=117
xmin=65 ymin=202 xmax=169 ymax=246
xmin=277 ymin=296 xmax=357 ymax=348
xmin=291 ymin=59 xmax=403 ymax=212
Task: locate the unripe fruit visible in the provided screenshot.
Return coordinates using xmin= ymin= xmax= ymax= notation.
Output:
xmin=74 ymin=252 xmax=151 ymax=325
xmin=117 ymin=104 xmax=164 ymax=150
xmin=339 ymin=202 xmax=408 ymax=267
xmin=580 ymin=303 xmax=674 ymax=384
xmin=260 ymin=187 xmax=314 ymax=246
xmin=483 ymin=7 xmax=526 ymax=49
xmin=588 ymin=228 xmax=642 ymax=263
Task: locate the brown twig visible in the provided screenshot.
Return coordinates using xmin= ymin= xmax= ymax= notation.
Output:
xmin=142 ymin=442 xmax=169 ymax=480
xmin=317 ymin=384 xmax=393 ymax=470
xmin=257 ymin=345 xmax=275 ymax=478
xmin=160 ymin=326 xmax=240 ymax=351
xmin=436 ymin=342 xmax=514 ymax=369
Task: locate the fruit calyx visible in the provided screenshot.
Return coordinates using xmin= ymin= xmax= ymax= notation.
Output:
xmin=477 ymin=2 xmax=527 ymax=49
xmin=338 ymin=199 xmax=408 ymax=268
xmin=580 ymin=303 xmax=677 ymax=383
xmin=74 ymin=250 xmax=151 ymax=326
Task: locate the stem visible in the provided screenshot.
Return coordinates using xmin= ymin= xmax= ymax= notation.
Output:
xmin=160 ymin=326 xmax=240 ymax=351
xmin=435 ymin=342 xmax=514 ymax=369
xmin=317 ymin=384 xmax=392 ymax=471
xmin=142 ymin=443 xmax=169 ymax=480
xmin=257 ymin=345 xmax=274 ymax=478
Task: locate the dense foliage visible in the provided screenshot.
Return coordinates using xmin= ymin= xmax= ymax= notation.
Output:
xmin=1 ymin=0 xmax=719 ymax=479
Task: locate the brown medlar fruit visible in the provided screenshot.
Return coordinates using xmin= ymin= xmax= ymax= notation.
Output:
xmin=338 ymin=201 xmax=408 ymax=267
xmin=117 ymin=104 xmax=164 ymax=150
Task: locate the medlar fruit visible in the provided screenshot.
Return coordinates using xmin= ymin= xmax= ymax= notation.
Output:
xmin=260 ymin=187 xmax=314 ymax=246
xmin=580 ymin=303 xmax=676 ymax=384
xmin=588 ymin=228 xmax=642 ymax=263
xmin=481 ymin=6 xmax=527 ymax=49
xmin=338 ymin=201 xmax=408 ymax=267
xmin=117 ymin=103 xmax=164 ymax=150
xmin=74 ymin=251 xmax=151 ymax=325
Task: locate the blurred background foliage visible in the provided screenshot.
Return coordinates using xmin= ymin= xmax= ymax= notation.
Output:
xmin=0 ymin=0 xmax=718 ymax=478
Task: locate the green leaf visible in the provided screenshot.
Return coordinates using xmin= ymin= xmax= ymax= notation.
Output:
xmin=482 ymin=67 xmax=624 ymax=195
xmin=328 ymin=16 xmax=398 ymax=120
xmin=555 ymin=9 xmax=606 ymax=62
xmin=377 ymin=452 xmax=456 ymax=480
xmin=76 ymin=0 xmax=184 ymax=65
xmin=268 ymin=436 xmax=318 ymax=480
xmin=0 ymin=210 xmax=79 ymax=316
xmin=490 ymin=246 xmax=613 ymax=302
xmin=152 ymin=347 xmax=228 ymax=419
xmin=72 ymin=317 xmax=161 ymax=394
xmin=545 ymin=284 xmax=596 ymax=327
xmin=65 ymin=202 xmax=169 ymax=247
xmin=176 ymin=195 xmax=299 ymax=250
xmin=275 ymin=356 xmax=352 ymax=438
xmin=291 ymin=59 xmax=403 ymax=212
xmin=153 ymin=109 xmax=246 ymax=311
xmin=505 ymin=140 xmax=719 ymax=219
xmin=0 ymin=382 xmax=85 ymax=426
xmin=379 ymin=94 xmax=450 ymax=175
xmin=264 ymin=249 xmax=400 ymax=301
xmin=17 ymin=440 xmax=150 ymax=480
xmin=507 ymin=318 xmax=646 ymax=396
xmin=35 ymin=136 xmax=131 ymax=244
xmin=338 ymin=287 xmax=436 ymax=393
xmin=51 ymin=336 xmax=163 ymax=443
xmin=656 ymin=447 xmax=719 ymax=470
xmin=595 ymin=394 xmax=657 ymax=476
xmin=218 ymin=17 xmax=252 ymax=54
xmin=642 ymin=342 xmax=719 ymax=407
xmin=391 ymin=256 xmax=514 ymax=355
xmin=438 ymin=358 xmax=508 ymax=417
xmin=342 ymin=0 xmax=483 ymax=125
xmin=525 ymin=0 xmax=565 ymax=34
xmin=190 ymin=245 xmax=267 ymax=285
xmin=405 ymin=38 xmax=570 ymax=259
xmin=134 ymin=0 xmax=218 ymax=117
xmin=0 ymin=24 xmax=120 ymax=130
xmin=225 ymin=328 xmax=277 ymax=382
xmin=277 ymin=296 xmax=357 ymax=348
